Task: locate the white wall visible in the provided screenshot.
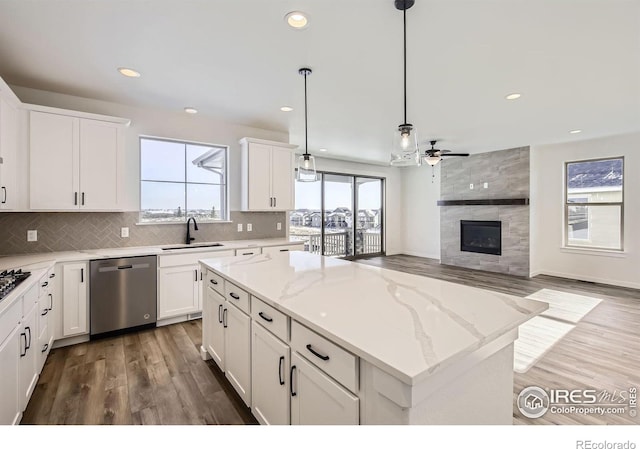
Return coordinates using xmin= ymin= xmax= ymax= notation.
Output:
xmin=11 ymin=85 xmax=288 ymax=212
xmin=531 ymin=132 xmax=640 ymax=289
xmin=313 ymin=157 xmax=403 ymax=256
xmin=400 ymin=165 xmax=441 ymax=259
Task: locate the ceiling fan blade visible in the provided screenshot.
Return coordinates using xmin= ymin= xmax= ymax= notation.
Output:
xmin=442 ymin=153 xmax=470 ymax=157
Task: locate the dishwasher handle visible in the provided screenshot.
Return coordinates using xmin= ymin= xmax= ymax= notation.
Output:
xmin=97 ymin=263 xmax=151 ymax=273
xmin=117 ymin=265 xmax=133 ymax=270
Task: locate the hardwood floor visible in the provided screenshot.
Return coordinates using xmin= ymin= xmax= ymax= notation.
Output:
xmin=21 ymin=320 xmax=257 ymax=425
xmin=358 ymin=255 xmax=640 ymax=425
xmin=23 ymin=254 xmax=640 ymax=425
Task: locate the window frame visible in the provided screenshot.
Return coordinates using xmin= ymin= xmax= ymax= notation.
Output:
xmin=138 ymin=135 xmax=230 ymax=224
xmin=564 ymin=156 xmax=624 ymax=251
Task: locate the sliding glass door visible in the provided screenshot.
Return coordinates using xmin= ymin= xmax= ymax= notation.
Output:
xmin=290 ymin=172 xmax=384 ymax=258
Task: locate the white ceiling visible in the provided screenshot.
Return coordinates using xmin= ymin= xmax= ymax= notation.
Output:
xmin=0 ymin=0 xmax=638 ymax=164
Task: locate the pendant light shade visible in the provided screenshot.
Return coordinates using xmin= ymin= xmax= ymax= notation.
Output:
xmin=296 ymin=68 xmax=318 ymax=182
xmin=390 ymin=0 xmax=420 ymax=167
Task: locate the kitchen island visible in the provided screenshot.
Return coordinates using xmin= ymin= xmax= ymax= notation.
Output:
xmin=200 ymin=251 xmax=547 ymax=425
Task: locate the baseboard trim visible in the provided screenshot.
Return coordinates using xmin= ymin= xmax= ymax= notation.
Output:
xmin=533 ymin=269 xmax=640 ymax=290
xmin=402 ymin=250 xmax=441 ymax=261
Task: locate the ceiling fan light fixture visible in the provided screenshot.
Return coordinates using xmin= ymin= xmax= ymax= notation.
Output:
xmin=390 ymin=0 xmax=420 ymax=167
xmin=424 ymin=155 xmax=441 ymax=166
xmin=296 ymin=67 xmax=318 ymax=182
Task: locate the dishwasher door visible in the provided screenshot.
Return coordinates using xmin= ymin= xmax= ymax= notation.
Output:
xmin=90 ymin=255 xmax=157 ymax=337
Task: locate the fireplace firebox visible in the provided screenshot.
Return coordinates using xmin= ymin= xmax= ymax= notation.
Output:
xmin=460 ymin=220 xmax=502 ymax=255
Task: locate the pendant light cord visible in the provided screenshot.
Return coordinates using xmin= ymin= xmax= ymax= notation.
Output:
xmin=304 ymin=71 xmax=309 ymax=156
xmin=403 ymin=8 xmax=407 ymax=125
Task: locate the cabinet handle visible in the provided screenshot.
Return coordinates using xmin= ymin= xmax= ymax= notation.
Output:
xmin=195 ymin=269 xmax=198 ymax=282
xmin=74 ymin=192 xmax=78 ymax=206
xmin=278 ymin=356 xmax=285 ymax=386
xmin=218 ymin=304 xmax=223 ymax=323
xmin=290 ymin=365 xmax=297 ymax=397
xmin=200 ymin=271 xmax=203 ymax=281
xmin=279 ymin=249 xmax=289 ymax=252
xmin=223 ymin=308 xmax=228 ymax=328
xmin=81 ymin=268 xmax=84 ymax=283
xmin=258 ymin=311 xmax=273 ymax=323
xmin=210 ymin=279 xmax=218 ymax=285
xmin=41 ymin=308 xmax=49 ymax=316
xmin=1 ymin=186 xmax=6 ymax=204
xmin=274 ymin=197 xmax=277 ymax=208
xmin=26 ymin=326 xmax=31 ymax=349
xmin=48 ymin=293 xmax=53 ymax=311
xmin=42 ymin=343 xmax=49 ymax=353
xmin=306 ymin=344 xmax=330 ymax=361
xmin=270 ymin=197 xmax=273 ymax=207
xmin=49 ymin=273 xmax=55 ymax=279
xmin=81 ymin=192 xmax=85 ymax=206
xmin=41 ymin=281 xmax=48 ymax=288
xmin=229 ymin=292 xmax=240 ymax=300
xmin=20 ymin=333 xmax=27 ymax=357
xmin=241 ymin=252 xmax=253 ymax=256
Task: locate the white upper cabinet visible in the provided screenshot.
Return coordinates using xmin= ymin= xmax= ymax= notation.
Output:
xmin=29 ymin=106 xmax=128 ymax=211
xmin=0 ymin=90 xmax=20 ymax=210
xmin=240 ymin=137 xmax=297 ymax=211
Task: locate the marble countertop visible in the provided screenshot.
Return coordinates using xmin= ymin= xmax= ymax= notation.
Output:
xmin=201 ymin=251 xmax=548 ymax=385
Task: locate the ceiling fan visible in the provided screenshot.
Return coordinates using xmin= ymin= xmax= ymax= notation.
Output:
xmin=422 ymin=140 xmax=470 ymax=166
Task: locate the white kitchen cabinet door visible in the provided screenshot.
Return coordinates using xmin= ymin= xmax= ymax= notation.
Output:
xmin=158 ymin=265 xmax=200 ymax=319
xmin=62 ymin=262 xmax=89 ymax=336
xmin=270 ymin=146 xmax=294 ymax=211
xmin=29 ymin=111 xmax=79 ymax=210
xmin=246 ymin=142 xmax=272 ymax=210
xmin=79 ymin=119 xmax=122 ymax=210
xmin=290 ymin=352 xmax=359 ymax=425
xmin=0 ymin=95 xmax=19 ymax=210
xmin=19 ymin=304 xmax=39 ymax=412
xmin=224 ymin=303 xmax=251 ymax=406
xmin=0 ymin=326 xmax=20 ymax=425
xmin=204 ymin=287 xmax=226 ymax=371
xmin=251 ymin=322 xmax=290 ymax=425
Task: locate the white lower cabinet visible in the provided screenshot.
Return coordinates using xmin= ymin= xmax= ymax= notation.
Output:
xmin=62 ymin=262 xmax=89 ymax=336
xmin=203 ymin=286 xmax=226 ymax=370
xmin=158 ymin=264 xmax=200 ymax=319
xmin=0 ymin=324 xmax=21 ymax=425
xmin=224 ymin=302 xmax=252 ymax=406
xmin=19 ymin=303 xmax=39 ymax=412
xmin=251 ymin=322 xmax=290 ymax=425
xmin=290 ymin=351 xmax=359 ymax=425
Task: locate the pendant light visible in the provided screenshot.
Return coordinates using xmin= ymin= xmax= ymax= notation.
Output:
xmin=390 ymin=0 xmax=420 ymax=167
xmin=296 ymin=67 xmax=318 ymax=182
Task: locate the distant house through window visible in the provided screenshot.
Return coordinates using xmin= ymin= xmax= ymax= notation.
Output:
xmin=565 ymin=157 xmax=623 ymax=250
xmin=140 ymin=137 xmax=228 ymax=223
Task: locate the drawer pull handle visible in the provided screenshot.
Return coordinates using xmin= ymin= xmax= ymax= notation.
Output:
xmin=218 ymin=304 xmax=223 ymax=323
xmin=229 ymin=292 xmax=240 ymax=300
xmin=242 ymin=252 xmax=253 ymax=256
xmin=49 ymin=273 xmax=55 ymax=278
xmin=290 ymin=365 xmax=297 ymax=397
xmin=26 ymin=326 xmax=31 ymax=349
xmin=279 ymin=249 xmax=289 ymax=252
xmin=210 ymin=279 xmax=218 ymax=285
xmin=41 ymin=308 xmax=49 ymax=316
xmin=20 ymin=333 xmax=27 ymax=357
xmin=41 ymin=281 xmax=48 ymax=287
xmin=48 ymin=293 xmax=53 ymax=311
xmin=42 ymin=343 xmax=49 ymax=353
xmin=278 ymin=356 xmax=285 ymax=386
xmin=222 ymin=308 xmax=228 ymax=328
xmin=306 ymin=344 xmax=330 ymax=361
xmin=258 ymin=312 xmax=273 ymax=323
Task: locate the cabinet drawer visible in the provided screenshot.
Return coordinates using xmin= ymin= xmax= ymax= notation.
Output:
xmin=22 ymin=283 xmax=39 ymax=317
xmin=251 ymin=296 xmax=288 ymax=342
xmin=235 ymin=248 xmax=261 ymax=256
xmin=290 ymin=321 xmax=358 ymax=393
xmin=0 ymin=299 xmax=22 ymax=346
xmin=206 ymin=269 xmax=225 ymax=296
xmin=38 ymin=274 xmax=51 ymax=298
xmin=224 ymin=280 xmax=250 ymax=314
xmin=262 ymin=244 xmax=305 ymax=255
xmin=159 ymin=250 xmax=234 ymax=267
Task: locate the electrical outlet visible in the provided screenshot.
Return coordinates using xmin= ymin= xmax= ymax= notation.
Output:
xmin=247 ymin=223 xmax=253 ymax=232
xmin=469 ymin=183 xmax=474 ymax=190
xmin=27 ymin=230 xmax=38 ymax=242
xmin=237 ymin=223 xmax=243 ymax=232
xmin=484 ymin=182 xmax=489 ymax=189
xmin=121 ymin=227 xmax=129 ymax=238
xmin=277 ymin=222 xmax=282 ymax=231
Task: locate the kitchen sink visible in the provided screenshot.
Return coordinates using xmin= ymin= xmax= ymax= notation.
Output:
xmin=161 ymin=243 xmax=224 ymax=251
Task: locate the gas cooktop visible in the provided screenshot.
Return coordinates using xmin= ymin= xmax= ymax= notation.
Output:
xmin=0 ymin=269 xmax=31 ymax=302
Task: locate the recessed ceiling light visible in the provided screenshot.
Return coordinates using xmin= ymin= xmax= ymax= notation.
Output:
xmin=505 ymin=93 xmax=521 ymax=100
xmin=285 ymin=11 xmax=309 ymax=29
xmin=569 ymin=129 xmax=582 ymax=134
xmin=280 ymin=106 xmax=293 ymax=112
xmin=184 ymin=107 xmax=198 ymax=114
xmin=319 ymin=148 xmax=328 ymax=152
xmin=118 ymin=67 xmax=141 ymax=78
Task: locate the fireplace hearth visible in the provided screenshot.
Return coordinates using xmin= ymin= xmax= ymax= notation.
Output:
xmin=460 ymin=220 xmax=502 ymax=255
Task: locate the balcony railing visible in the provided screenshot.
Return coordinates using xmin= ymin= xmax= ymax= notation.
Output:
xmin=305 ymin=231 xmax=381 ymax=256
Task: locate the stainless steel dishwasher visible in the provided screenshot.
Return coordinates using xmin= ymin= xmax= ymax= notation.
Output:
xmin=90 ymin=255 xmax=157 ymax=338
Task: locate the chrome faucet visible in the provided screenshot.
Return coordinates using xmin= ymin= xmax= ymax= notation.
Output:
xmin=186 ymin=217 xmax=199 ymax=244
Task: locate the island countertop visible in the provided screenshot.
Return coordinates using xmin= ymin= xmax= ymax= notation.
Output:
xmin=200 ymin=251 xmax=547 ymax=386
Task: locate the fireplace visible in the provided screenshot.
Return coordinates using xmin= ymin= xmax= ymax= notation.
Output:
xmin=460 ymin=220 xmax=502 ymax=255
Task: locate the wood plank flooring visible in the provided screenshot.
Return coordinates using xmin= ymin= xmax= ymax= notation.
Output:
xmin=22 ymin=254 xmax=640 ymax=425
xmin=358 ymin=255 xmax=640 ymax=425
xmin=21 ymin=320 xmax=257 ymax=425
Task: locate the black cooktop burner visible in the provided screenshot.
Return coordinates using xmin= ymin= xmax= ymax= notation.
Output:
xmin=0 ymin=269 xmax=32 ymax=301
